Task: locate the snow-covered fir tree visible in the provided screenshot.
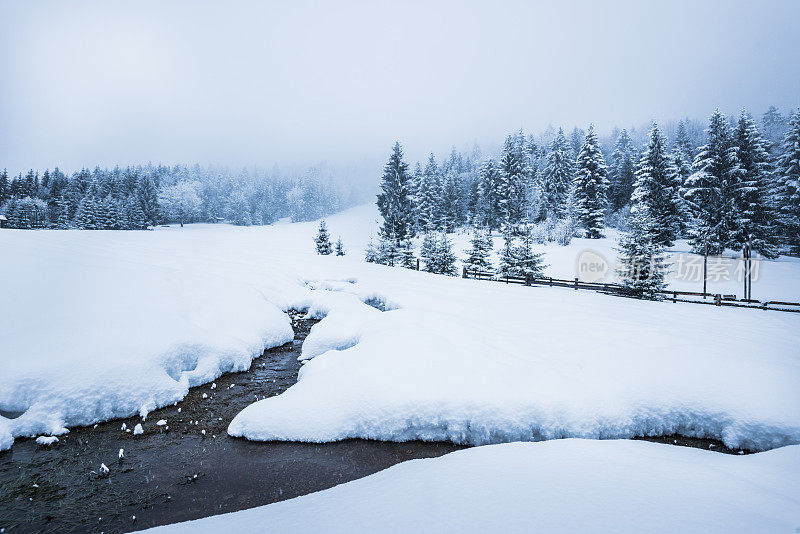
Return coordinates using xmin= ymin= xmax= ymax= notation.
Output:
xmin=314 ymin=220 xmax=333 ymax=254
xmin=335 ymin=236 xmax=346 ymax=256
xmin=497 ymin=230 xmax=517 ymax=277
xmin=498 ymin=132 xmax=529 ymax=228
xmin=435 ymin=233 xmax=458 ymax=276
xmin=476 ymin=158 xmax=502 ymax=230
xmin=732 ymin=110 xmax=781 ymax=258
xmin=464 ymin=227 xmax=494 ymax=273
xmin=775 ymin=110 xmax=800 ymax=253
xmin=420 ymin=232 xmax=438 ymax=273
xmin=513 ymin=226 xmax=546 ymax=278
xmin=364 ymin=236 xmax=378 ymax=263
xmin=542 ymin=128 xmax=574 ymax=219
xmin=608 ymin=129 xmax=637 ymax=211
xmin=616 ymin=204 xmax=667 ymax=299
xmin=683 ymin=110 xmax=745 ymax=254
xmin=377 ymin=142 xmax=415 ymax=248
xmin=572 ymin=126 xmax=609 ymax=239
xmin=416 ymin=154 xmax=442 ymax=232
xmin=398 ymin=238 xmax=417 ymax=269
xmin=631 ymin=123 xmax=683 ymax=247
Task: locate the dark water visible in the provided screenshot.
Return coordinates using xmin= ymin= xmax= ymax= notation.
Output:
xmin=0 ymin=313 xmax=463 ymax=533
xmin=0 ymin=312 xmax=746 ymax=533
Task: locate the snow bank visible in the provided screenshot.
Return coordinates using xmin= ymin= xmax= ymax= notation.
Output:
xmin=142 ymin=439 xmax=800 ymax=534
xmin=231 ymin=268 xmax=800 ymax=451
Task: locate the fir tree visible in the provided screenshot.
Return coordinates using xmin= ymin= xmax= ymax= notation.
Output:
xmin=364 ymin=236 xmax=378 ymax=263
xmin=314 ymin=220 xmax=333 ymax=255
xmin=513 ymin=226 xmax=546 ymax=278
xmin=335 ymin=236 xmax=346 ymax=256
xmin=74 ymin=196 xmax=99 ymax=229
xmin=435 ymin=233 xmax=458 ymax=276
xmin=776 ymin=110 xmax=800 ymax=254
xmin=608 ymin=129 xmax=637 ymax=211
xmin=476 ymin=158 xmax=502 ymax=230
xmin=616 ymin=205 xmax=667 ymax=299
xmin=416 ymin=154 xmax=442 ymax=232
xmin=377 ymin=142 xmax=415 ymax=248
xmin=420 ymin=232 xmax=438 ymax=273
xmin=398 ymin=238 xmax=416 ymax=269
xmin=498 ymin=230 xmax=517 ymax=277
xmin=572 ymin=126 xmax=609 ymax=239
xmin=137 ymin=173 xmax=159 ymax=226
xmin=542 ymin=128 xmax=574 ymax=219
xmin=683 ymin=110 xmax=745 ymax=254
xmin=631 ymin=123 xmax=683 ymax=247
xmin=732 ymin=111 xmax=781 ymax=258
xmin=125 ymin=197 xmax=146 ymax=229
xmin=498 ymin=132 xmax=529 ymax=228
xmin=464 ymin=227 xmax=494 ymax=273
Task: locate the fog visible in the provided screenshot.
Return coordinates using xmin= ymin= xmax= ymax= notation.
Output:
xmin=1 ymin=0 xmax=799 ymax=176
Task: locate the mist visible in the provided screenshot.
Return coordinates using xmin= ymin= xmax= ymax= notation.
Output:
xmin=1 ymin=0 xmax=799 ymax=176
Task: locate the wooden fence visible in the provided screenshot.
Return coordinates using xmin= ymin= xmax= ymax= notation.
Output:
xmin=462 ymin=268 xmax=800 ymax=313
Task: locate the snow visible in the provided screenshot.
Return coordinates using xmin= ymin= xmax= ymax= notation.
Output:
xmin=133 ymin=424 xmax=144 ymax=435
xmin=34 ymin=435 xmax=59 ymax=446
xmin=143 ymin=439 xmax=800 ymax=534
xmin=2 ymin=204 xmax=799 ymax=453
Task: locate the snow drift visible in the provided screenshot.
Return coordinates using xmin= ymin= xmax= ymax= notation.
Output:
xmin=142 ymin=439 xmax=800 ymax=533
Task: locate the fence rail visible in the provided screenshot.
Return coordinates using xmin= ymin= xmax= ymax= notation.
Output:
xmin=461 ymin=268 xmax=800 ymax=313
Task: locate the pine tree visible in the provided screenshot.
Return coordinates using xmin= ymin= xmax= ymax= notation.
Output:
xmin=498 ymin=132 xmax=529 ymax=228
xmin=616 ymin=205 xmax=667 ymax=299
xmin=420 ymin=232 xmax=438 ymax=272
xmin=762 ymin=106 xmax=787 ymax=146
xmin=74 ymin=196 xmax=99 ymax=229
xmin=364 ymin=236 xmax=378 ymax=263
xmin=137 ymin=173 xmax=159 ymax=226
xmin=608 ymin=129 xmax=636 ymax=211
xmin=732 ymin=111 xmax=781 ymax=258
xmin=631 ymin=123 xmax=683 ymax=247
xmin=56 ymin=196 xmax=72 ymax=229
xmin=775 ymin=110 xmax=800 ymax=254
xmin=439 ymin=168 xmax=462 ymax=232
xmin=682 ymin=110 xmax=745 ymax=254
xmin=398 ymin=238 xmax=416 ymax=269
xmin=498 ymin=230 xmax=517 ymax=277
xmin=377 ymin=142 xmax=415 ymax=249
xmin=513 ymin=226 xmax=546 ymax=278
xmin=542 ymin=128 xmax=574 ymax=219
xmin=464 ymin=227 xmax=494 ymax=273
xmin=125 ymin=196 xmax=146 ymax=229
xmin=476 ymin=158 xmax=502 ymax=230
xmin=416 ymin=154 xmax=442 ymax=232
xmin=435 ymin=233 xmax=458 ymax=276
xmin=314 ymin=220 xmax=333 ymax=255
xmin=335 ymin=236 xmax=346 ymax=256
xmin=572 ymin=126 xmax=609 ymax=239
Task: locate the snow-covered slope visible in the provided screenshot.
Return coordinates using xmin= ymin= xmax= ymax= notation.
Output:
xmin=1 ymin=204 xmax=799 ymax=452
xmin=142 ymin=439 xmax=800 ymax=534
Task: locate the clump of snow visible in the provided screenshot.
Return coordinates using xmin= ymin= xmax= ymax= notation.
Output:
xmin=142 ymin=439 xmax=800 ymax=534
xmin=133 ymin=424 xmax=143 ymax=435
xmin=35 ymin=435 xmax=59 ymax=446
xmin=156 ymin=419 xmax=167 ymax=426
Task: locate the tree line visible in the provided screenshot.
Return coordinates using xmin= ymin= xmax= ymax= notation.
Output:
xmin=0 ymin=163 xmax=368 ymax=230
xmin=373 ymin=106 xmax=800 ymax=296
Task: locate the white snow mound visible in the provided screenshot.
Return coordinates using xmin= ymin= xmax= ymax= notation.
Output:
xmin=142 ymin=439 xmax=800 ymax=534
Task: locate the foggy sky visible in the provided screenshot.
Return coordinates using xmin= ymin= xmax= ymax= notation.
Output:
xmin=1 ymin=0 xmax=799 ymax=176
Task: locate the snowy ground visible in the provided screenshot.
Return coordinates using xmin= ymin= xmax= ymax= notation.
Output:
xmin=2 ymin=203 xmax=799 ymax=453
xmin=144 ymin=439 xmax=800 ymax=534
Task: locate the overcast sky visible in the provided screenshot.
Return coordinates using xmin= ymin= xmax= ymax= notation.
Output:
xmin=1 ymin=0 xmax=799 ymax=176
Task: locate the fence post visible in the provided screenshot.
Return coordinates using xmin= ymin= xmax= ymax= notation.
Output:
xmin=672 ymin=291 xmax=676 ymax=303
xmin=416 ymin=258 xmax=420 ymax=271
xmin=525 ymin=274 xmax=531 ymax=286
xmin=714 ymin=294 xmax=721 ymax=306
xmin=549 ymin=277 xmax=553 ymax=287
xmin=462 ymin=266 xmax=467 ymax=279
xmin=574 ymin=277 xmax=578 ymax=290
